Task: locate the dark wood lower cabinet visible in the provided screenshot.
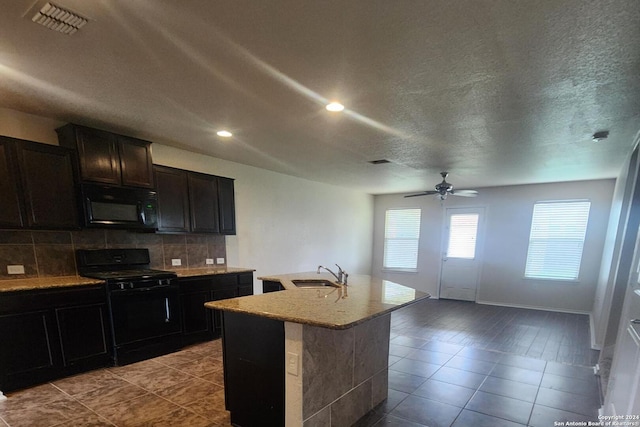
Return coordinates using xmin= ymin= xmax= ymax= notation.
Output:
xmin=222 ymin=311 xmax=285 ymax=427
xmin=0 ymin=285 xmax=112 ymax=392
xmin=0 ymin=310 xmax=60 ymax=390
xmin=179 ymin=272 xmax=254 ymax=346
xmin=0 ymin=273 xmax=254 ymax=392
xmin=263 ymin=280 xmax=285 ymax=293
xmin=56 ymin=303 xmax=110 ymax=368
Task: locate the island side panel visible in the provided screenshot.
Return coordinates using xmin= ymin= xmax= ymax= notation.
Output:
xmin=221 ymin=311 xmax=285 ymax=427
xmin=285 ymin=322 xmax=303 ymax=426
xmin=301 ymin=314 xmax=391 ymax=426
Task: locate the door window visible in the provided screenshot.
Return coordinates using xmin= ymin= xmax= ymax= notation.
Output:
xmin=447 ymin=213 xmax=479 ymax=259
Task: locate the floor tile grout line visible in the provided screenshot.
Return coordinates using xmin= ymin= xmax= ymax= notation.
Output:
xmin=47 ymin=381 xmax=118 ymax=427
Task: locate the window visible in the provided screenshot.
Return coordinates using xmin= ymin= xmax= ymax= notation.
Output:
xmin=447 ymin=213 xmax=480 ymax=259
xmin=524 ymin=200 xmax=591 ymax=280
xmin=383 ymin=208 xmax=421 ymax=271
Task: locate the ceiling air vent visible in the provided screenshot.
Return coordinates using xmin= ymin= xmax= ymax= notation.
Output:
xmin=369 ymin=159 xmax=391 ymax=165
xmin=31 ymin=2 xmax=88 ymax=34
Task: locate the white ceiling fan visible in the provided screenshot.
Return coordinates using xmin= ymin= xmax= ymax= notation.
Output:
xmin=405 ymin=172 xmax=479 ymax=199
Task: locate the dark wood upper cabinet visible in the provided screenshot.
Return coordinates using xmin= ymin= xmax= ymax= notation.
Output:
xmin=71 ymin=126 xmax=120 ymax=185
xmin=0 ymin=136 xmax=79 ymax=230
xmin=154 ymin=165 xmax=236 ymax=234
xmin=154 ymin=165 xmax=190 ymax=232
xmin=117 ymin=135 xmax=154 ymax=188
xmin=0 ymin=138 xmax=24 ymax=228
xmin=15 ymin=141 xmax=79 ymax=229
xmin=188 ymin=172 xmax=220 ymax=233
xmin=218 ymin=176 xmax=236 ymax=235
xmin=57 ymin=124 xmax=154 ymax=189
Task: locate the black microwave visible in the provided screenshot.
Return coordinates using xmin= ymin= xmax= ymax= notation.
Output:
xmin=81 ymin=184 xmax=158 ymax=230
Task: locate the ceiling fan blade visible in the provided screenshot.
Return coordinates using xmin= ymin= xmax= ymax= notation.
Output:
xmin=451 ymin=189 xmax=478 ymax=197
xmin=404 ymin=191 xmax=438 ymax=198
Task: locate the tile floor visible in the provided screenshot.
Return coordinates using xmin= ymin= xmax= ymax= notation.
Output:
xmin=0 ymin=299 xmax=602 ymax=427
xmin=356 ymin=299 xmax=602 ymax=427
xmin=0 ymin=340 xmax=229 ymax=427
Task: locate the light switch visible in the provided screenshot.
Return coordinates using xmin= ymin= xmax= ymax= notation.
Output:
xmin=216 ymin=258 xmax=225 ymax=264
xmin=171 ymin=259 xmax=182 ymax=266
xmin=7 ymin=265 xmax=25 ymax=275
xmin=287 ymin=352 xmax=299 ymax=376
xmin=206 ymin=258 xmax=214 ymax=265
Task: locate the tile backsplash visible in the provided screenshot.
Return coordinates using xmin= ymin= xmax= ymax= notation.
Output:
xmin=0 ymin=229 xmax=226 ymax=280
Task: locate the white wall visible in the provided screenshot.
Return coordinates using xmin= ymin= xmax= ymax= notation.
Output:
xmin=0 ymin=108 xmax=374 ymax=292
xmin=373 ymin=180 xmax=615 ymax=313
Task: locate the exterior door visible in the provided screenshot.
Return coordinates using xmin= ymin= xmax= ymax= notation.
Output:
xmin=439 ymin=208 xmax=484 ymax=301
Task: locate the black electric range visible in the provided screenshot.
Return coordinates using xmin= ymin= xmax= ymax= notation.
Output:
xmin=76 ymin=249 xmax=182 ymax=365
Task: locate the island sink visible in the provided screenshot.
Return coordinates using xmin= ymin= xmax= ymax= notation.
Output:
xmin=291 ymin=279 xmax=340 ymax=288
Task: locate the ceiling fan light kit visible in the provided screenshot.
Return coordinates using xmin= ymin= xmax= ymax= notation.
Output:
xmin=404 ymin=172 xmax=479 ymax=200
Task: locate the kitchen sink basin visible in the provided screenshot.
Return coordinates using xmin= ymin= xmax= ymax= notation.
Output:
xmin=291 ymin=279 xmax=341 ymax=288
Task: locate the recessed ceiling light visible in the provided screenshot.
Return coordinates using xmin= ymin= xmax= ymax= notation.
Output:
xmin=217 ymin=130 xmax=233 ymax=137
xmin=326 ymin=102 xmax=344 ymax=112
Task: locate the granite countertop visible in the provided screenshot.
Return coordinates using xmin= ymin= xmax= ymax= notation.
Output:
xmin=205 ymin=272 xmax=430 ymax=330
xmin=0 ymin=267 xmax=255 ymax=292
xmin=0 ymin=276 xmax=104 ymax=292
xmin=173 ymin=267 xmax=255 ymax=277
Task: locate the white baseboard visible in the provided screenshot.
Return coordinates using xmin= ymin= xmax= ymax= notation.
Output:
xmin=475 ymin=299 xmax=591 ymax=315
xmin=0 ymin=391 xmax=6 ymax=401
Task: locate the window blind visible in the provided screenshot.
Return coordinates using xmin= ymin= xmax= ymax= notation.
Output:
xmin=524 ymin=201 xmax=591 ymax=280
xmin=383 ymin=208 xmax=421 ymax=271
xmin=447 ymin=214 xmax=479 ymax=259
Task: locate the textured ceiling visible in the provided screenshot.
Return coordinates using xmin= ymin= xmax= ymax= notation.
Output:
xmin=0 ymin=0 xmax=638 ymax=194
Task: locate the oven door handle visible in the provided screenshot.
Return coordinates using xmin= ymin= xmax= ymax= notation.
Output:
xmin=165 ymin=297 xmax=171 ymax=323
xmin=110 ymin=284 xmax=174 ymax=293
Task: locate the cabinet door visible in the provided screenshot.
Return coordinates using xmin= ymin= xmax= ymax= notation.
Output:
xmin=181 ymin=290 xmax=214 ymax=345
xmin=16 ymin=142 xmax=79 ymax=229
xmin=155 ymin=165 xmax=190 ymax=232
xmin=188 ymin=172 xmax=220 ymax=233
xmin=56 ymin=303 xmax=110 ymax=369
xmin=72 ymin=126 xmax=121 ymax=185
xmin=217 ymin=177 xmax=236 ymax=235
xmin=118 ymin=136 xmax=154 ymax=188
xmin=0 ymin=310 xmax=62 ymax=392
xmin=0 ymin=138 xmax=24 ymax=228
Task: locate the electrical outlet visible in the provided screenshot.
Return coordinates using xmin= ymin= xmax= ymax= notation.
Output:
xmin=206 ymin=258 xmax=214 ymax=265
xmin=216 ymin=257 xmax=225 ymax=264
xmin=7 ymin=265 xmax=25 ymax=275
xmin=171 ymin=259 xmax=182 ymax=266
xmin=287 ymin=352 xmax=299 ymax=376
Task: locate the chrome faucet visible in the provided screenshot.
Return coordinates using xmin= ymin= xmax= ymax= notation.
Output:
xmin=317 ymin=264 xmax=348 ymax=286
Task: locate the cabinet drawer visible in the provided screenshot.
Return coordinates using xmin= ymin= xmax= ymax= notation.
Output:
xmin=0 ymin=285 xmax=105 ymax=314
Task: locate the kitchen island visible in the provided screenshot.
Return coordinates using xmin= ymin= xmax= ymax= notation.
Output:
xmin=205 ymin=272 xmax=429 ymax=427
